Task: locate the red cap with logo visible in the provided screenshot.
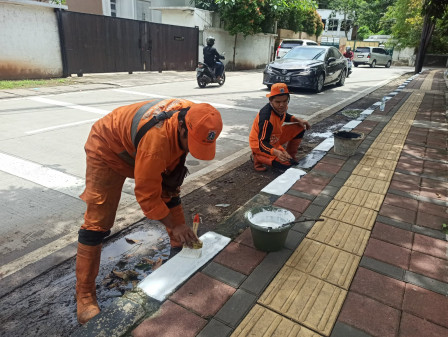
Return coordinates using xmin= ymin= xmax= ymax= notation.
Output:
xmin=185 ymin=103 xmax=223 ymax=160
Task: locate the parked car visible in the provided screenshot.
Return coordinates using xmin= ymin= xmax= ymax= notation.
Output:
xmin=263 ymin=46 xmax=348 ymax=93
xmin=276 ymin=39 xmax=319 ymax=59
xmin=353 ymin=46 xmax=392 ymax=68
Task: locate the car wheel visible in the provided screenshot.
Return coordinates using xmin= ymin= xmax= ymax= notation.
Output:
xmin=354 ymin=62 xmax=358 ymax=67
xmin=385 ymin=61 xmax=391 ymax=68
xmin=370 ymin=60 xmax=376 ymax=68
xmin=314 ymin=73 xmax=324 ymax=93
xmin=337 ymin=69 xmax=346 ymax=86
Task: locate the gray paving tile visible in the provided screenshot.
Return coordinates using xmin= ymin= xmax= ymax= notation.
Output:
xmin=202 ymin=262 xmax=247 ymax=288
xmin=214 ymin=289 xmax=257 ymax=328
xmin=240 ymin=249 xmax=292 ymax=296
xmin=411 ymin=224 xmax=447 ymax=241
xmin=359 ymin=256 xmax=405 ymax=281
xmin=284 ymin=230 xmax=305 ymax=250
xmin=335 ymin=170 xmax=352 ymax=180
xmin=197 ymin=319 xmax=233 ymax=337
xmin=320 ymin=185 xmax=340 ymax=197
xmin=291 ymin=218 xmax=316 ymax=234
xmin=302 ymin=204 xmax=325 ymax=220
xmin=331 ymin=321 xmax=372 ymax=337
xmin=286 ymin=189 xmax=315 ymax=200
xmin=405 ymin=271 xmax=448 ymax=296
xmin=313 ymin=194 xmax=333 ymax=207
xmin=376 ymin=215 xmax=413 ymax=231
xmin=329 ymin=176 xmax=346 ymax=188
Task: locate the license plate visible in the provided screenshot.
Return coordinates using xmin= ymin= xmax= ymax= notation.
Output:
xmin=276 ymin=76 xmax=290 ymax=82
xmin=357 ymin=55 xmax=364 ymax=58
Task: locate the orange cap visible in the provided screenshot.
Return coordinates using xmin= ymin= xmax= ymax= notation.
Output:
xmin=266 ymin=83 xmax=290 ymax=97
xmin=185 ymin=103 xmax=223 ymax=160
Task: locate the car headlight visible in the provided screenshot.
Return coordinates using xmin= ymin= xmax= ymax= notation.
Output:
xmin=265 ymin=65 xmax=274 ymax=74
xmin=299 ymin=67 xmax=315 ymax=75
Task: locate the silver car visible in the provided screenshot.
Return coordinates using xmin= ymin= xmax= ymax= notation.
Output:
xmin=353 ymin=46 xmax=392 ymax=68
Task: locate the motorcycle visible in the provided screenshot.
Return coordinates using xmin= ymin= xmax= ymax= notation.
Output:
xmin=196 ymin=55 xmax=225 ymax=88
xmin=346 ymin=58 xmax=353 ymax=77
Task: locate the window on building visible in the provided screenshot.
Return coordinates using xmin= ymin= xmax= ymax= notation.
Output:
xmin=328 ymin=19 xmax=338 ymax=31
xmin=111 ymin=0 xmax=117 ymax=17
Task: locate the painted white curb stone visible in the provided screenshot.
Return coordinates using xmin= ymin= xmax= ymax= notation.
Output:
xmin=261 ymin=167 xmax=306 ymax=196
xmin=138 ymin=231 xmax=231 ymax=302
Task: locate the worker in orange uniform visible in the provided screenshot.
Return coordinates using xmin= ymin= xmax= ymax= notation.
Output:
xmin=249 ymin=83 xmax=310 ymax=171
xmin=75 ymin=98 xmax=223 ymax=324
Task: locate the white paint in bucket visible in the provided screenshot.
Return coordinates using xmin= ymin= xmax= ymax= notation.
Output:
xmin=246 ymin=209 xmax=295 ymax=229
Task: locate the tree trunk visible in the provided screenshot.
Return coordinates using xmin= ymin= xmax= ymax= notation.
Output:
xmin=414 ymin=13 xmax=435 ymax=74
xmin=232 ymin=33 xmax=237 ymax=71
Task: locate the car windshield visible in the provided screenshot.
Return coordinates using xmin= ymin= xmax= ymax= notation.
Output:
xmin=283 ymin=47 xmax=326 ymax=61
xmin=281 ymin=41 xmax=303 ymax=48
xmin=355 ymin=47 xmax=370 ymax=53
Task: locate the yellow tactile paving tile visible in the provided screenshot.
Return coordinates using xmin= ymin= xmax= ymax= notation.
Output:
xmin=231 ymin=304 xmax=322 ymax=337
xmin=306 ymin=218 xmax=370 ymax=256
xmin=352 ymin=165 xmax=394 ymax=181
xmin=420 ymin=70 xmax=436 ymax=91
xmin=333 ymin=186 xmax=385 ymax=211
xmin=344 ymin=174 xmax=390 ymax=194
xmin=365 ymin=147 xmax=401 ymax=161
xmin=374 ymin=133 xmax=407 ymax=146
xmin=286 ymin=238 xmax=360 ymax=289
xmin=359 ymin=155 xmax=397 ymax=171
xmin=258 ymin=267 xmax=346 ymax=336
xmin=321 ymin=200 xmax=377 ymax=230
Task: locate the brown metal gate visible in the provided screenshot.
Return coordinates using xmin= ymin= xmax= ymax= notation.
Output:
xmin=56 ymin=10 xmax=198 ymax=76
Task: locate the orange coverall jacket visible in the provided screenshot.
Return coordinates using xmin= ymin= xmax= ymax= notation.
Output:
xmin=249 ymin=103 xmax=302 ymax=161
xmin=82 ymin=99 xmax=192 ymax=229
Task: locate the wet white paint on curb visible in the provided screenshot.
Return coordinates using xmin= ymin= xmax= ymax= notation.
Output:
xmin=261 ymin=167 xmax=306 ymax=196
xmin=138 ymin=231 xmax=231 ymax=302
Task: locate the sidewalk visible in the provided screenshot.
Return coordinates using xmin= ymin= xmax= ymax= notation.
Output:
xmin=74 ymin=69 xmax=448 ymax=337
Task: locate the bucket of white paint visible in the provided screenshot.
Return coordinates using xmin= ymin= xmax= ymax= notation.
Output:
xmin=244 ymin=206 xmax=295 ymax=252
xmin=333 ymin=131 xmax=364 ymax=156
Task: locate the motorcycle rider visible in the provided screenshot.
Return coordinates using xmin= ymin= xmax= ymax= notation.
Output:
xmin=344 ymin=46 xmax=354 ymax=60
xmin=203 ymin=36 xmax=225 ymax=81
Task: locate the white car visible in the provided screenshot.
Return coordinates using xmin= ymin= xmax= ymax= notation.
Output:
xmin=276 ymin=39 xmax=319 ymax=59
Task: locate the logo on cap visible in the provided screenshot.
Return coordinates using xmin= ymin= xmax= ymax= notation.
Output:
xmin=280 ymin=88 xmax=285 ymax=93
xmin=206 ymin=130 xmax=216 ymax=142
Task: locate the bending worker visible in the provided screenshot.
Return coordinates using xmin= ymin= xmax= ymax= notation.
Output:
xmin=76 ymin=98 xmax=223 ymax=324
xmin=249 ymin=83 xmax=310 ymax=171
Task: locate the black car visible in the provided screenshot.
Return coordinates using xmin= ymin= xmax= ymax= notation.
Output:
xmin=263 ymin=46 xmax=348 ymax=93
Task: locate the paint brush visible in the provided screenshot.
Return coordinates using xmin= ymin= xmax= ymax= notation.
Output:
xmin=177 ymin=213 xmax=203 ymax=259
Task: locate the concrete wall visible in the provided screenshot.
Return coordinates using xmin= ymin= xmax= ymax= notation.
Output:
xmin=203 ymin=28 xmax=275 ymax=69
xmin=0 ymin=0 xmax=65 ymax=80
xmin=159 ymin=8 xmax=213 ymax=31
xmin=66 ymin=0 xmax=103 ymax=15
xmin=392 ymin=47 xmax=415 ymax=66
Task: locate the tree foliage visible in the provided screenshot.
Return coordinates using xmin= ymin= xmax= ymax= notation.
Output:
xmin=357 ymin=0 xmax=396 ymax=34
xmin=327 ymin=0 xmax=365 ymax=38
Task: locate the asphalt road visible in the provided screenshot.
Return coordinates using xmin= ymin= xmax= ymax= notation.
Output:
xmin=0 ymin=66 xmax=412 ymax=293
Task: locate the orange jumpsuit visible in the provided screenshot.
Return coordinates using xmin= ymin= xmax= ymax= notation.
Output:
xmin=80 ymin=98 xmax=192 ymax=238
xmin=249 ymin=103 xmax=304 ymax=163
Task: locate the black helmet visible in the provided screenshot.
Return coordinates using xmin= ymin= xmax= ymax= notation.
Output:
xmin=346 ymin=46 xmax=351 ymax=52
xmin=206 ymin=36 xmax=215 ymax=46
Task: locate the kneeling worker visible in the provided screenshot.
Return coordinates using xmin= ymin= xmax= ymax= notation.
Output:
xmin=76 ymin=98 xmax=223 ymax=324
xmin=249 ymin=83 xmax=310 ymax=171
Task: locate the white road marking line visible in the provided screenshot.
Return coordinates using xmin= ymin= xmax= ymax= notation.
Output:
xmin=0 ymin=152 xmax=85 ymax=199
xmin=113 ymin=88 xmax=259 ymax=112
xmin=26 ymin=118 xmax=99 ymax=135
xmin=27 ymin=96 xmax=109 ymax=115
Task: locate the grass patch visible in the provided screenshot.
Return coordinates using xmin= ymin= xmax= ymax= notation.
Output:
xmin=0 ymin=78 xmax=71 ymax=90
